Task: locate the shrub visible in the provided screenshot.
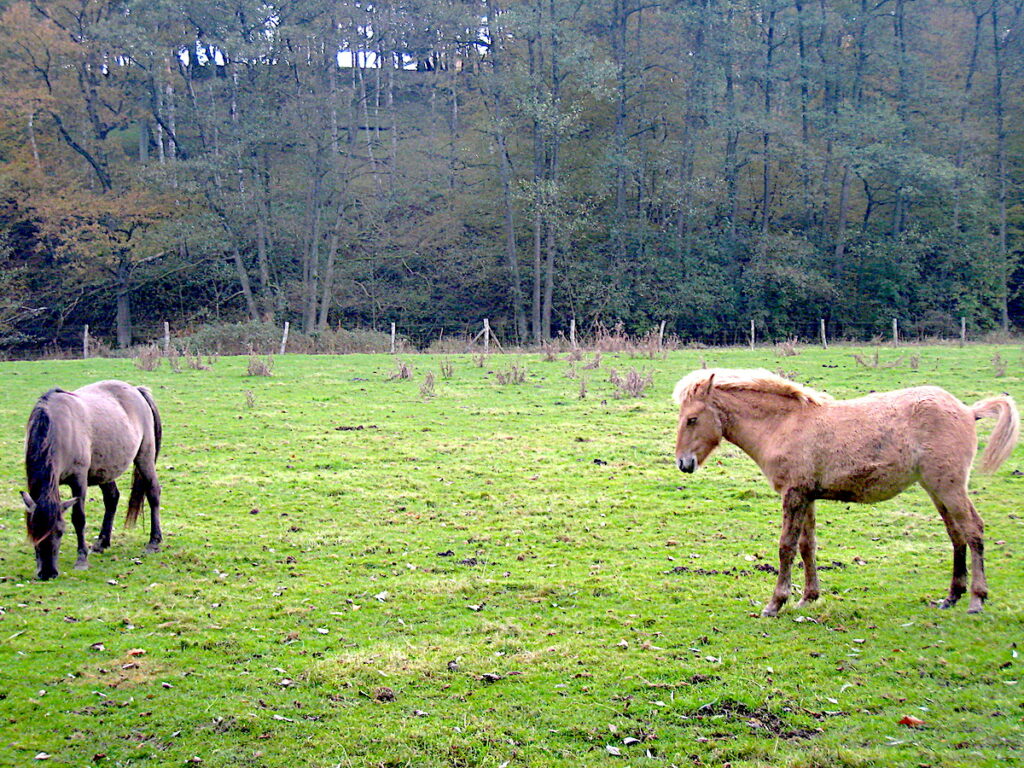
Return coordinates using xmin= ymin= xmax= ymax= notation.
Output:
xmin=609 ymin=367 xmax=653 ymax=398
xmin=420 ymin=371 xmax=436 ymax=398
xmin=495 ymin=362 xmax=527 ymax=385
xmin=993 ymin=353 xmax=1007 ymax=377
xmin=133 ymin=344 xmax=162 ymax=371
xmin=247 ymin=352 xmax=274 ymax=376
xmin=388 ymin=360 xmax=413 ymax=380
xmin=775 ymin=338 xmax=799 ymax=357
xmin=177 ymin=321 xmax=398 ymax=355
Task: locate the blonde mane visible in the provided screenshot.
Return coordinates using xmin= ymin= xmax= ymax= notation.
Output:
xmin=672 ymin=368 xmax=833 ymax=407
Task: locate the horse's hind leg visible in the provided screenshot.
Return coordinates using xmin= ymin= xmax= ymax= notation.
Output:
xmin=927 ymin=487 xmax=985 ymax=612
xmin=795 ymin=502 xmax=820 ymax=608
xmin=129 ymin=461 xmax=162 ymax=553
xmin=93 ymin=481 xmax=119 ymax=553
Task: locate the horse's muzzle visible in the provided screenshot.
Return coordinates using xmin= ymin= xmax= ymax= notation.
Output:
xmin=677 ymin=455 xmax=697 ymax=473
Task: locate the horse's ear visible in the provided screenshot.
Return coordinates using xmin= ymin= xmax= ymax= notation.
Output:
xmin=20 ymin=491 xmax=35 ymax=513
xmin=699 ymin=373 xmax=716 ymax=400
xmin=60 ymin=498 xmax=77 ymax=512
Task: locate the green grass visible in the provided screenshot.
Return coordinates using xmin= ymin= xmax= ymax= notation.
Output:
xmin=1 ymin=345 xmax=1023 ymax=767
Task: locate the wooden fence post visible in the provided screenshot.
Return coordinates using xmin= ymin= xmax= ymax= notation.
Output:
xmin=749 ymin=319 xmax=755 ymax=350
xmin=83 ymin=324 xmax=89 ymax=359
xmin=658 ymin=320 xmax=666 ymax=350
xmin=892 ymin=318 xmax=899 ymax=346
xmin=960 ymin=317 xmax=966 ymax=347
xmin=163 ymin=321 xmax=170 ymax=354
xmin=570 ymin=317 xmax=577 ymax=349
xmin=819 ymin=318 xmax=828 ymax=349
xmin=390 ymin=322 xmax=396 ymax=354
xmin=279 ymin=321 xmax=290 ymax=355
xmin=483 ymin=319 xmax=491 ymax=353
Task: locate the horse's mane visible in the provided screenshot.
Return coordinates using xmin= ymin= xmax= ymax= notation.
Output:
xmin=25 ymin=389 xmax=69 ymax=541
xmin=25 ymin=390 xmax=67 ymax=487
xmin=673 ymin=368 xmax=832 ymax=407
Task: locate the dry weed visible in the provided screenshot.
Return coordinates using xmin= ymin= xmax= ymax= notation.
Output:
xmin=133 ymin=344 xmax=162 ymax=371
xmin=495 ymin=362 xmax=527 ymax=385
xmin=388 ymin=360 xmax=413 ymax=380
xmin=420 ymin=371 xmax=436 ymax=398
xmin=609 ymin=367 xmax=653 ymax=398
xmin=247 ymin=353 xmax=274 ymax=377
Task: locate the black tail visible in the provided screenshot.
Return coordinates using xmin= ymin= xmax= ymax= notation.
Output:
xmin=138 ymin=386 xmax=162 ymax=459
xmin=126 ymin=387 xmax=161 ymax=528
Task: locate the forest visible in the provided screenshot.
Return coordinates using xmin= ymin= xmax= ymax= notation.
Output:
xmin=0 ymin=0 xmax=1022 ymax=351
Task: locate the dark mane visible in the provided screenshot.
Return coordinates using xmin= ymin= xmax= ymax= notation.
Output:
xmin=25 ymin=390 xmax=68 ymax=490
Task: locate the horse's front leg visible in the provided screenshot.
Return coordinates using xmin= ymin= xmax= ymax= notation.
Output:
xmin=795 ymin=501 xmax=820 ymax=608
xmin=68 ymin=476 xmax=89 ymax=570
xmin=762 ymin=488 xmax=812 ymax=617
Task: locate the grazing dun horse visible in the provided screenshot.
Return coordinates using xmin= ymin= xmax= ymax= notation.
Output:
xmin=22 ymin=380 xmax=163 ymax=580
xmin=673 ymin=368 xmax=1018 ymax=616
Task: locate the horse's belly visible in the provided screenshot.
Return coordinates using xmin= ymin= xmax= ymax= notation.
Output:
xmin=86 ymin=433 xmax=140 ymax=485
xmin=818 ymin=467 xmax=916 ymax=503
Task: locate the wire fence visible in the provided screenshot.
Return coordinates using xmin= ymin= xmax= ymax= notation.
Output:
xmin=57 ymin=314 xmax=1007 ymax=361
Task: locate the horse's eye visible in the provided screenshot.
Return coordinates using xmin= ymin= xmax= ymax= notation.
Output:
xmin=686 ymin=417 xmax=698 ymax=426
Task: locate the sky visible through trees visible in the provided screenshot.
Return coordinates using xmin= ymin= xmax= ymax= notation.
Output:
xmin=0 ymin=0 xmax=1022 ymax=349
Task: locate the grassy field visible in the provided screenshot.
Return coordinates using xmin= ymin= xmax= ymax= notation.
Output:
xmin=0 ymin=345 xmax=1022 ymax=768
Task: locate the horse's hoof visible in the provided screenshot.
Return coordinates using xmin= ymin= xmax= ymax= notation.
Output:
xmin=144 ymin=541 xmax=161 ymax=553
xmin=92 ymin=541 xmax=108 ymax=553
xmin=760 ymin=606 xmax=780 ymax=618
xmin=74 ymin=560 xmax=89 ymax=571
xmin=936 ymin=598 xmax=956 ymax=610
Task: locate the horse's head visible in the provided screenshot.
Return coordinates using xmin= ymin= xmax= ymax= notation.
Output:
xmin=21 ymin=491 xmax=75 ymax=580
xmin=673 ymin=372 xmax=723 ymax=473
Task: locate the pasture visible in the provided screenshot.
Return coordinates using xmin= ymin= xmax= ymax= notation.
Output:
xmin=0 ymin=346 xmax=1022 ymax=768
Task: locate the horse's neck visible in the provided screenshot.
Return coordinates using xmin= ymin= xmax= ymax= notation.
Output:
xmin=715 ymin=391 xmax=805 ymax=463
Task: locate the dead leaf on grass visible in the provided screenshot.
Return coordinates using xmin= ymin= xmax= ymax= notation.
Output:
xmin=898 ymin=715 xmax=925 ymax=727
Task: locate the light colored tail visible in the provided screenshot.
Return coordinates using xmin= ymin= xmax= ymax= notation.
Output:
xmin=972 ymin=395 xmax=1020 ymax=473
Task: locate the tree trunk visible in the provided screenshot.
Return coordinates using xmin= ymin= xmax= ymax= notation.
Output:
xmin=677 ymin=0 xmax=709 ymax=244
xmin=722 ymin=4 xmax=739 ymax=245
xmin=794 ymin=0 xmax=812 ymax=219
xmin=992 ymin=0 xmax=1009 ymax=331
xmin=116 ymin=257 xmax=132 ymax=348
xmin=529 ymin=32 xmax=544 ymax=343
xmin=952 ymin=3 xmax=984 ymax=232
xmin=612 ymin=0 xmax=628 ymax=257
xmin=760 ymin=5 xmax=777 ymax=245
xmin=541 ymin=0 xmax=560 ymax=341
xmin=486 ymin=0 xmax=527 ymax=341
xmin=890 ymin=0 xmax=908 ymax=237
xmin=832 ymin=0 xmax=868 ymax=272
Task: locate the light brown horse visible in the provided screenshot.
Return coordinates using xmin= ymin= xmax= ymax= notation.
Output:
xmin=22 ymin=380 xmax=163 ymax=580
xmin=673 ymin=368 xmax=1019 ymax=616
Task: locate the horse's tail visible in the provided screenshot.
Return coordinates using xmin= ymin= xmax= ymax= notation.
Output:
xmin=971 ymin=395 xmax=1020 ymax=473
xmin=137 ymin=386 xmax=162 ymax=460
xmin=126 ymin=387 xmax=161 ymax=528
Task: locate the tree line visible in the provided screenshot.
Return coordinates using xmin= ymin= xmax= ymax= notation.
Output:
xmin=0 ymin=0 xmax=1022 ymax=351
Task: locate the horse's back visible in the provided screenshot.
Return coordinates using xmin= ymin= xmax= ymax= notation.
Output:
xmin=799 ymin=386 xmax=976 ymax=502
xmin=66 ymin=380 xmax=156 ymax=484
